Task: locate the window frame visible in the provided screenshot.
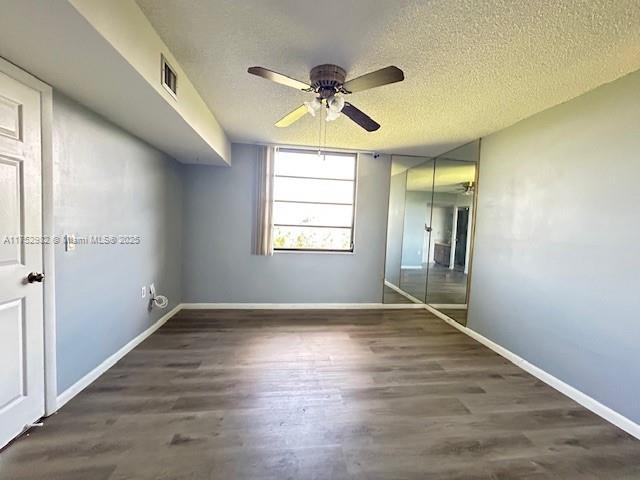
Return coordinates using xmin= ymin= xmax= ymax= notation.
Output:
xmin=272 ymin=147 xmax=358 ymax=253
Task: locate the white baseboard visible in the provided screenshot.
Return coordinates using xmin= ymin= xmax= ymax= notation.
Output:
xmin=424 ymin=304 xmax=640 ymax=440
xmin=55 ymin=303 xmax=183 ymax=410
xmin=181 ymin=302 xmax=423 ymax=310
xmin=429 ymin=303 xmax=468 ymax=310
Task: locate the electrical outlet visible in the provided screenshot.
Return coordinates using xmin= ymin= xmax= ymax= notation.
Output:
xmin=149 ymin=283 xmax=156 ymax=298
xmin=141 ymin=286 xmax=146 ymax=298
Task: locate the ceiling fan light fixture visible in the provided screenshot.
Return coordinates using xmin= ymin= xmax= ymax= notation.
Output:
xmin=325 ymin=109 xmax=341 ymax=122
xmin=463 ymin=181 xmax=475 ymax=195
xmin=304 ymin=97 xmax=322 ymax=116
xmin=328 ymin=94 xmax=345 ymax=112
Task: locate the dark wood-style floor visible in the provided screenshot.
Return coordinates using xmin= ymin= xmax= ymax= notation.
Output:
xmin=2 ymin=309 xmax=639 ymax=479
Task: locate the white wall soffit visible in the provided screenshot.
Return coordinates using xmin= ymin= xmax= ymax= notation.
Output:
xmin=0 ymin=0 xmax=230 ymax=166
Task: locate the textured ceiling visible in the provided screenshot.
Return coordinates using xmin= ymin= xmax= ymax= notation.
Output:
xmin=136 ymin=0 xmax=640 ymax=156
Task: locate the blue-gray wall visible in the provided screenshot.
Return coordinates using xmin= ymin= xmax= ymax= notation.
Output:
xmin=469 ymin=70 xmax=640 ymax=422
xmin=181 ymin=143 xmax=390 ymax=303
xmin=53 ymin=92 xmax=183 ymax=393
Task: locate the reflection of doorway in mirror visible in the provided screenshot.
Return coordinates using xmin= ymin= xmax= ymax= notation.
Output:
xmin=454 ymin=207 xmax=469 ymax=272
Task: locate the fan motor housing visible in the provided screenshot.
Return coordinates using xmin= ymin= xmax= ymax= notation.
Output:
xmin=310 ymin=64 xmax=346 ymax=98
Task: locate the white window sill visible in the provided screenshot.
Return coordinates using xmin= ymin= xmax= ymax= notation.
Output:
xmin=274 ymin=249 xmax=355 ymax=255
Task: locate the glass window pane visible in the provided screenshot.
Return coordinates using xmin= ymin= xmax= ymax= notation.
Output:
xmin=274 ymin=177 xmax=354 ymax=204
xmin=275 ymin=151 xmax=355 ymax=179
xmin=273 ymin=226 xmax=352 ymax=251
xmin=273 ymin=202 xmax=353 ymax=227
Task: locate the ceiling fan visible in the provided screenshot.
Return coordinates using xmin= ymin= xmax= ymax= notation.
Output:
xmin=247 ymin=64 xmax=404 ymax=132
xmin=458 ymin=181 xmax=475 ymax=195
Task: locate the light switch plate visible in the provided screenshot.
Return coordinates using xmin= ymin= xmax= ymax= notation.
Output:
xmin=65 ymin=234 xmax=76 ymax=252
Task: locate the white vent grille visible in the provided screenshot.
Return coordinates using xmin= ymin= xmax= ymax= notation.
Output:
xmin=161 ymin=54 xmax=177 ymax=98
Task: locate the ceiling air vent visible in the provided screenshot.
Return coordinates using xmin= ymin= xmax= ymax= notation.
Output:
xmin=161 ymin=54 xmax=177 ymax=98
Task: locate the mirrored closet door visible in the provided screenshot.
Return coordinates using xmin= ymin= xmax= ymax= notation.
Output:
xmin=399 ymin=158 xmax=435 ymax=302
xmin=382 ymin=141 xmax=480 ymax=325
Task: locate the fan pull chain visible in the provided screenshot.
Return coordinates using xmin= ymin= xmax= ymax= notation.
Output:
xmin=318 ymin=103 xmax=322 ymax=158
xmin=323 ymin=106 xmax=327 ymax=156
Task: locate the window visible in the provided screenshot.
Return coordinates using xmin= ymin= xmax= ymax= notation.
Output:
xmin=272 ymin=148 xmax=357 ymax=252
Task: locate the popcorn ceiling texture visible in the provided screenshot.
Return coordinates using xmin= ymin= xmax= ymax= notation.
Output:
xmin=137 ymin=0 xmax=640 ymax=156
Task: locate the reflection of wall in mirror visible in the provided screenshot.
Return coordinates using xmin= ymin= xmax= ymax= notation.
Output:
xmin=385 ymin=172 xmax=407 ymax=285
xmin=427 ymin=206 xmax=453 ymax=264
xmin=401 ymin=190 xmax=430 ymax=268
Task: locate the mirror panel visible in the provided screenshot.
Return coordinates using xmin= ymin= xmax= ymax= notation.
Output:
xmin=398 ymin=159 xmax=434 ymax=302
xmin=427 ymin=141 xmax=479 ymax=324
xmin=425 ymin=158 xmax=476 ymax=306
xmin=383 ymin=156 xmax=432 ymax=304
xmin=383 ymin=169 xmax=407 ymax=303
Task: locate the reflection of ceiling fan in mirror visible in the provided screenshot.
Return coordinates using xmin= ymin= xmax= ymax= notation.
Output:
xmin=247 ymin=64 xmax=404 ymax=132
xmin=458 ymin=181 xmax=475 ymax=195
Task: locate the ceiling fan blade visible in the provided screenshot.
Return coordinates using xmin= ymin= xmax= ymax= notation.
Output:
xmin=341 ymin=102 xmax=380 ymax=132
xmin=341 ymin=66 xmax=404 ymax=94
xmin=275 ymin=105 xmax=309 ymax=128
xmin=248 ymin=66 xmax=312 ymax=91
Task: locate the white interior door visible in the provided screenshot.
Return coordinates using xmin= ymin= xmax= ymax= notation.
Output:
xmin=0 ymin=70 xmax=45 ymax=448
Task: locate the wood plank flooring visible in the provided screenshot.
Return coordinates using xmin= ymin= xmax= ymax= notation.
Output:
xmin=1 ymin=309 xmax=639 ymax=479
